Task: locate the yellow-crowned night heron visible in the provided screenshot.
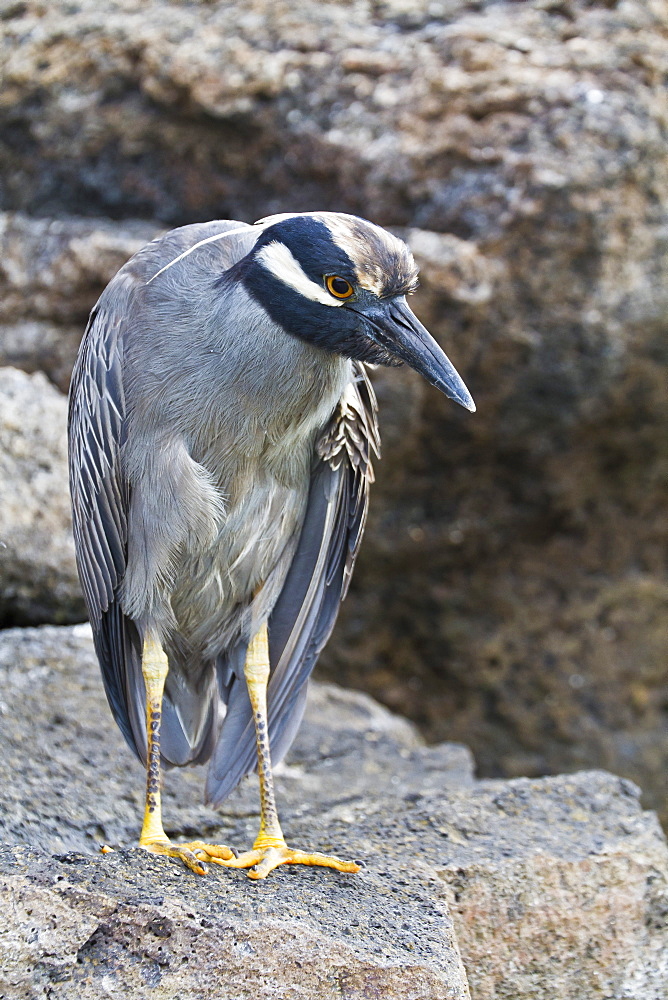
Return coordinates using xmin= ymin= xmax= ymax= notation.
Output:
xmin=68 ymin=212 xmax=474 ymax=879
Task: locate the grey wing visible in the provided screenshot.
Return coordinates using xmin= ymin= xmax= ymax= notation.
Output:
xmin=206 ymin=362 xmax=380 ymax=806
xmin=69 ymin=302 xmax=222 ymax=768
xmin=68 ymin=302 xmax=146 ymax=756
xmin=69 ymin=221 xmax=258 ymax=768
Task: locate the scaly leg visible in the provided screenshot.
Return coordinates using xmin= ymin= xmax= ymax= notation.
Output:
xmin=210 ymin=623 xmax=360 ymax=880
xmin=137 ymin=633 xmax=235 ymax=874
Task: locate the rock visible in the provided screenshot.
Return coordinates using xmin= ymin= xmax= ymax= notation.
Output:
xmin=0 ymin=0 xmax=667 ymax=826
xmin=0 ymin=622 xmax=475 ymax=856
xmin=0 ymin=368 xmax=83 ymax=625
xmin=0 ymin=213 xmax=158 ymax=391
xmin=0 ymin=847 xmax=468 ymax=1000
xmin=0 ymin=846 xmax=469 ymax=1000
xmin=0 ymin=624 xmax=472 ymax=999
xmin=1 ymin=624 xmax=667 ymax=998
xmin=0 ymin=320 xmax=83 ymax=396
xmin=437 ymin=774 xmax=668 ymax=1000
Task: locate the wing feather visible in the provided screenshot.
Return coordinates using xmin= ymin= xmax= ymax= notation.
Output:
xmin=206 ymin=362 xmax=379 ymax=805
xmin=69 ymin=222 xmax=260 ymax=767
xmin=70 ymin=303 xmax=222 ymax=767
xmin=68 ymin=305 xmax=144 ymax=752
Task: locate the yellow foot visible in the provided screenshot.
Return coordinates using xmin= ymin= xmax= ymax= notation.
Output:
xmin=139 ymin=838 xmax=236 ymax=876
xmin=210 ymin=842 xmax=362 ymax=880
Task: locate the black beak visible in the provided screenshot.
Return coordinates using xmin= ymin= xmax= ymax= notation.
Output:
xmin=363 ymin=297 xmax=475 ymax=412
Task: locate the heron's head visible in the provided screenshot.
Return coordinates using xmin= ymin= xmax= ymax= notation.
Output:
xmin=240 ymin=212 xmax=475 ymax=412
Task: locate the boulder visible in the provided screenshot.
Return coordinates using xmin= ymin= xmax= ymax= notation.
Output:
xmin=0 ymin=624 xmax=667 ymax=998
xmin=0 ymin=320 xmax=83 ymax=396
xmin=0 ymin=213 xmax=158 ymax=391
xmin=0 ymin=0 xmax=666 ymax=825
xmin=0 ymin=367 xmax=83 ymax=625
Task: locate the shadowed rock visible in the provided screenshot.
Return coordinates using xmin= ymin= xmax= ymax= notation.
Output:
xmin=0 ymin=214 xmax=158 ymax=391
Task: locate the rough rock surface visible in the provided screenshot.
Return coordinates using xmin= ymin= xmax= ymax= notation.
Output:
xmin=0 ymin=368 xmax=83 ymax=625
xmin=0 ymin=624 xmax=473 ymax=857
xmin=0 ymin=847 xmax=469 ymax=1000
xmin=0 ymin=0 xmax=667 ymax=825
xmin=0 ymin=213 xmax=158 ymax=391
xmin=0 ymin=624 xmax=473 ymax=999
xmin=1 ymin=624 xmax=667 ymax=998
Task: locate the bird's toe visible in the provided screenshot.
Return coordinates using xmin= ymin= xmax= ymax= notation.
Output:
xmin=140 ymin=837 xmax=236 ymax=875
xmin=209 ymin=842 xmax=361 ymax=880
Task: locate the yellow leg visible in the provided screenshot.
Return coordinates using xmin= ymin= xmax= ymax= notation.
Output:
xmin=136 ymin=633 xmax=235 ymax=874
xmin=209 ymin=623 xmax=361 ymax=880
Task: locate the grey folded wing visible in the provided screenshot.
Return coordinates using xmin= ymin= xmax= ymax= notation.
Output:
xmin=67 ymin=301 xmax=146 ymax=755
xmin=68 ymin=221 xmax=259 ymax=768
xmin=69 ymin=298 xmax=224 ymax=767
xmin=206 ymin=362 xmax=380 ymax=806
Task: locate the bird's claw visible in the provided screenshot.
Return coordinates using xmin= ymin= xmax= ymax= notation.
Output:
xmin=140 ymin=838 xmax=236 ymax=875
xmin=208 ymin=843 xmax=361 ymax=880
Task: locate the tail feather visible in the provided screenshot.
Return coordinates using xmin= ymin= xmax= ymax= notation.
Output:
xmin=95 ymin=602 xmax=229 ymax=769
xmin=205 ymin=675 xmax=255 ymax=805
xmin=204 ymin=674 xmax=309 ymax=808
xmin=161 ymin=670 xmax=221 ymax=767
xmin=95 ymin=603 xmax=145 ymax=763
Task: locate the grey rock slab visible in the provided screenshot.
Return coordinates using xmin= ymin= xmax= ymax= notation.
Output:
xmin=0 ymin=623 xmax=474 ymax=856
xmin=2 ymin=624 xmax=668 ymax=997
xmin=0 ymin=624 xmax=471 ymax=998
xmin=0 ymin=846 xmax=469 ymax=1000
xmin=0 ymin=367 xmax=84 ymax=626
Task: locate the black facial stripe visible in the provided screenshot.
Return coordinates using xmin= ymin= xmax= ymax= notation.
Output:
xmin=254 ymin=217 xmax=357 ymax=288
xmin=238 ymin=257 xmax=398 ymax=367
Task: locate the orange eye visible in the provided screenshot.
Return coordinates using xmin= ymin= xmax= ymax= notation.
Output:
xmin=325 ymin=275 xmax=354 ymax=299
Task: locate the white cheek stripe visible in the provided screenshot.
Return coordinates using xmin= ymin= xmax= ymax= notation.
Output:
xmin=255 ymin=241 xmax=343 ymax=307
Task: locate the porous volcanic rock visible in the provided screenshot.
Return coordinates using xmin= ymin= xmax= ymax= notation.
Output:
xmin=0 ymin=0 xmax=667 ymax=825
xmin=1 ymin=624 xmax=667 ymax=998
xmin=0 ymin=368 xmax=83 ymax=625
xmin=0 ymin=624 xmax=473 ymax=999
